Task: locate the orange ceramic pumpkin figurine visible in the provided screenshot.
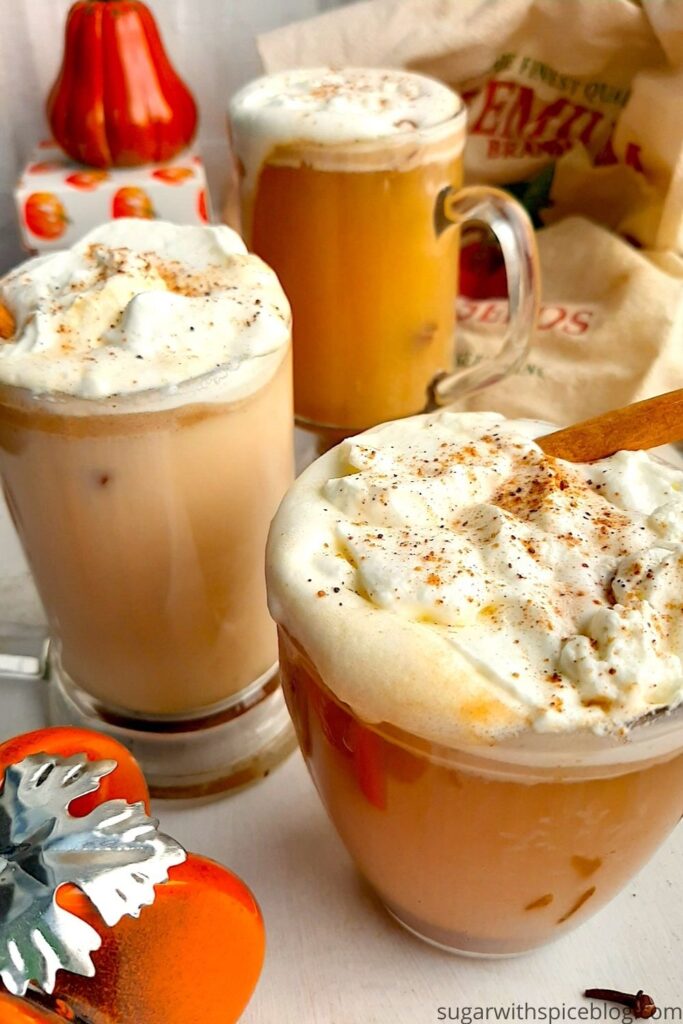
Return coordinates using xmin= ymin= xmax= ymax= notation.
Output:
xmin=0 ymin=991 xmax=68 ymax=1022
xmin=0 ymin=728 xmax=265 ymax=1023
xmin=47 ymin=1 xmax=198 ymax=168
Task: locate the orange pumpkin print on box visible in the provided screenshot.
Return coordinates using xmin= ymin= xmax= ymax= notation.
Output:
xmin=65 ymin=170 xmax=109 ymax=191
xmin=198 ymin=188 xmax=210 ymax=223
xmin=24 ymin=193 xmax=68 ymax=240
xmin=112 ymin=186 xmax=155 ymax=219
xmin=27 ymin=161 xmax=66 ymax=174
xmin=152 ymin=166 xmax=194 ymax=185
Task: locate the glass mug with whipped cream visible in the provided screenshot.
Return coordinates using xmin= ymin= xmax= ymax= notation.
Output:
xmin=267 ymin=411 xmax=683 ymax=955
xmin=229 ymin=68 xmax=538 ymax=440
xmin=0 ymin=220 xmax=295 ymax=797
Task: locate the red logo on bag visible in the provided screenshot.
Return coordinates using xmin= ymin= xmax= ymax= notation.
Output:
xmin=458 ymin=298 xmax=595 ymax=337
xmin=467 ymin=79 xmax=606 ymax=160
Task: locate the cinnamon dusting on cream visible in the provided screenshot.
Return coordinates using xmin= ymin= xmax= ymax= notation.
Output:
xmin=267 ymin=412 xmax=683 ymax=743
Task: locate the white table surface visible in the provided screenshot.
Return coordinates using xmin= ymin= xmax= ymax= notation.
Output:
xmin=1 ymin=494 xmax=682 ymax=1023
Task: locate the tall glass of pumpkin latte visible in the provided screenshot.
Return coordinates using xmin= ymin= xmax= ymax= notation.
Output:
xmin=0 ymin=219 xmax=295 ymax=796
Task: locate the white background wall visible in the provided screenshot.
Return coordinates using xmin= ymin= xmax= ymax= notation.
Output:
xmin=0 ymin=0 xmax=349 ymax=272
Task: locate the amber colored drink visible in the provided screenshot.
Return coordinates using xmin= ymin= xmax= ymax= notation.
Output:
xmin=0 ymin=352 xmax=293 ymax=718
xmin=279 ymin=628 xmax=683 ymax=955
xmin=241 ymin=134 xmax=463 ymax=433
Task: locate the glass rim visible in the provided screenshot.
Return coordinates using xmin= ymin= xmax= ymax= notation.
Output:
xmin=280 ymin=628 xmax=683 ymax=777
xmin=379 ymin=703 xmax=683 ymax=771
xmin=229 ymin=66 xmax=468 ymax=151
xmin=349 ymin=689 xmax=683 ymax=778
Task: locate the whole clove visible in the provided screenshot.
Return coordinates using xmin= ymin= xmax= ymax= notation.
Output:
xmin=584 ymin=988 xmax=657 ymax=1019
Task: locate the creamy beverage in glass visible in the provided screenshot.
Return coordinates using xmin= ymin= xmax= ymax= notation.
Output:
xmin=230 ymin=68 xmax=537 ymax=439
xmin=0 ymin=219 xmax=295 ymax=796
xmin=267 ymin=410 xmax=683 ymax=954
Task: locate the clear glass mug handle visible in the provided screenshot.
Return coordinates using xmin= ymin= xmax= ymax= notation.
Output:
xmin=432 ymin=185 xmax=540 ymax=405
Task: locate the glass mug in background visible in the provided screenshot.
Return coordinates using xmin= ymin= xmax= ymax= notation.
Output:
xmin=229 ymin=68 xmax=539 ymax=438
xmin=0 ymin=223 xmax=296 ymax=797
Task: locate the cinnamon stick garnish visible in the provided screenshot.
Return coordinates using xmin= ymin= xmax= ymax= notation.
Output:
xmin=538 ymin=388 xmax=683 ymax=463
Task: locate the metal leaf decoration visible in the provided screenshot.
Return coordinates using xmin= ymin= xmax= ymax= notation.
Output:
xmin=0 ymin=752 xmax=186 ymax=996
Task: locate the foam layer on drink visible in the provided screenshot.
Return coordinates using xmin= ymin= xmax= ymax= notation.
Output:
xmin=267 ymin=411 xmax=683 ymax=746
xmin=230 ymin=67 xmax=465 ymax=179
xmin=0 ymin=219 xmax=291 ymax=403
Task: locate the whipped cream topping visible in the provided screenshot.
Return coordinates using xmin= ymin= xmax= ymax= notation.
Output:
xmin=230 ymin=67 xmax=464 ymax=180
xmin=0 ymin=219 xmax=291 ymax=402
xmin=267 ymin=412 xmax=683 ymax=746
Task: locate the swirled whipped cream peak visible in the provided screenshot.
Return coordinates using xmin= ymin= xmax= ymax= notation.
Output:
xmin=267 ymin=411 xmax=683 ymax=746
xmin=230 ymin=68 xmax=464 ymax=179
xmin=0 ymin=219 xmax=291 ymax=401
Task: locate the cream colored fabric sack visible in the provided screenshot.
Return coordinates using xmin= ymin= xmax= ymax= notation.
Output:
xmin=453 ymin=216 xmax=683 ymax=423
xmin=259 ymin=0 xmax=683 ymax=252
